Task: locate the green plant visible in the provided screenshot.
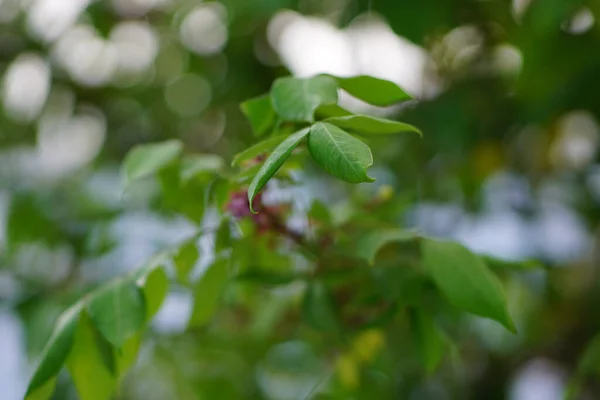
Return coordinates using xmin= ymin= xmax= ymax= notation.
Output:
xmin=24 ymin=74 xmax=518 ymax=400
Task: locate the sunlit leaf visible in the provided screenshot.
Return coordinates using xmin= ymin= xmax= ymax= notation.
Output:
xmin=354 ymin=229 xmax=418 ymax=265
xmin=248 ymin=128 xmax=310 ymax=213
xmin=122 ymin=139 xmax=183 ymax=189
xmin=189 ymin=258 xmax=229 ymax=327
xmin=231 ymin=134 xmax=287 ymax=167
xmin=271 ymin=75 xmax=338 ymax=122
xmin=308 ymin=122 xmax=375 ymax=183
xmin=325 ymin=115 xmax=421 ymax=136
xmin=409 ymin=309 xmax=445 ymax=374
xmin=25 ymin=303 xmax=82 ymax=400
xmin=331 ymin=75 xmax=412 ymax=106
xmin=302 ymin=282 xmax=338 ymax=331
xmin=87 ymin=279 xmax=146 ymax=347
xmin=173 ymin=239 xmax=199 ymax=283
xmin=422 ymin=239 xmax=515 ymax=332
xmin=240 ymin=94 xmax=277 ymax=137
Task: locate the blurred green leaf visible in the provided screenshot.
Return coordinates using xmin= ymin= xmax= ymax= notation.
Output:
xmin=122 ymin=139 xmax=183 ymax=189
xmin=409 ymin=309 xmax=445 ymax=374
xmin=483 ymin=255 xmax=544 ymax=271
xmin=271 ymin=76 xmax=338 ymax=122
xmin=302 ymin=282 xmax=338 ymax=332
xmin=115 ymin=334 xmax=141 ymax=378
xmin=180 ymin=154 xmax=224 ymax=182
xmin=422 ymin=239 xmax=515 ymax=332
xmin=66 ymin=313 xmax=117 ymax=400
xmin=248 ymin=128 xmax=310 ymax=213
xmin=133 ymin=262 xmax=169 ymax=321
xmin=308 ymin=199 xmax=333 ymax=226
xmin=240 ymin=94 xmax=277 ymax=137
xmin=325 ymin=115 xmax=422 ymax=136
xmin=215 ymin=217 xmax=232 ymax=253
xmin=87 ymin=279 xmax=146 ymax=347
xmin=353 ymin=229 xmax=418 ymax=265
xmin=308 ymin=122 xmax=375 ymax=183
xmin=173 ymin=239 xmax=199 ymax=283
xmin=315 ymin=104 xmax=353 ymax=118
xmin=235 ymin=269 xmax=299 ymax=285
xmin=7 ymin=194 xmax=62 ymax=249
xmin=331 ymin=75 xmax=412 ymax=106
xmin=25 ymin=303 xmax=81 ymax=400
xmin=565 ymin=333 xmax=600 ymax=399
xmin=231 ymin=134 xmax=287 ymax=167
xmin=189 ymin=258 xmax=229 ymax=327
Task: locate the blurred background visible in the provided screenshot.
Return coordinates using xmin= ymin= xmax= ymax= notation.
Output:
xmin=2 ymin=0 xmax=600 ymax=399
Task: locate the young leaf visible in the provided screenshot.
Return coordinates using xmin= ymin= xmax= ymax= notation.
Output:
xmin=135 ymin=264 xmax=169 ymax=321
xmin=66 ymin=313 xmax=117 ymax=400
xmin=271 ymin=75 xmax=338 ymax=122
xmin=189 ymin=258 xmax=229 ymax=327
xmin=122 ymin=139 xmax=183 ymax=189
xmin=307 ymin=122 xmax=375 ymax=183
xmin=325 ymin=115 xmax=421 ymax=136
xmin=173 ymin=239 xmax=199 ymax=283
xmin=87 ymin=279 xmax=147 ymax=347
xmin=331 ymin=75 xmax=412 ymax=106
xmin=354 ymin=229 xmax=418 ymax=265
xmin=409 ymin=309 xmax=445 ymax=374
xmin=25 ymin=303 xmax=82 ymax=400
xmin=231 ymin=134 xmax=287 ymax=167
xmin=421 ymin=239 xmax=516 ymax=332
xmin=302 ymin=282 xmax=338 ymax=331
xmin=240 ymin=94 xmax=277 ymax=137
xmin=247 ymin=128 xmax=310 ymax=213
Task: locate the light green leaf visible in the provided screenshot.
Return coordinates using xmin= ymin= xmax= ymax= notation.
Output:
xmin=240 ymin=94 xmax=277 ymax=137
xmin=422 ymin=239 xmax=516 ymax=332
xmin=66 ymin=313 xmax=116 ymax=400
xmin=248 ymin=128 xmax=310 ymax=213
xmin=325 ymin=115 xmax=421 ymax=136
xmin=134 ymin=263 xmax=169 ymax=321
xmin=180 ymin=154 xmax=224 ymax=182
xmin=331 ymin=75 xmax=412 ymax=106
xmin=189 ymin=258 xmax=229 ymax=327
xmin=302 ymin=282 xmax=338 ymax=332
xmin=315 ymin=104 xmax=353 ymax=118
xmin=231 ymin=134 xmax=287 ymax=167
xmin=483 ymin=255 xmax=543 ymax=271
xmin=87 ymin=279 xmax=146 ymax=347
xmin=122 ymin=139 xmax=183 ymax=189
xmin=115 ymin=334 xmax=141 ymax=378
xmin=354 ymin=229 xmax=418 ymax=265
xmin=215 ymin=217 xmax=231 ymax=253
xmin=271 ymin=75 xmax=338 ymax=122
xmin=409 ymin=309 xmax=445 ymax=374
xmin=308 ymin=122 xmax=375 ymax=183
xmin=173 ymin=239 xmax=199 ymax=283
xmin=25 ymin=303 xmax=82 ymax=400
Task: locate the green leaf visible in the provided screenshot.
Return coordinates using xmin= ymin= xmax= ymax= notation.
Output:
xmin=271 ymin=75 xmax=338 ymax=122
xmin=25 ymin=303 xmax=82 ymax=400
xmin=240 ymin=94 xmax=277 ymax=137
xmin=565 ymin=333 xmax=600 ymax=400
xmin=180 ymin=154 xmax=224 ymax=182
xmin=315 ymin=104 xmax=353 ymax=118
xmin=66 ymin=313 xmax=116 ymax=400
xmin=483 ymin=255 xmax=543 ymax=271
xmin=87 ymin=279 xmax=146 ymax=347
xmin=307 ymin=122 xmax=375 ymax=183
xmin=302 ymin=282 xmax=338 ymax=332
xmin=331 ymin=75 xmax=412 ymax=106
xmin=173 ymin=239 xmax=199 ymax=283
xmin=247 ymin=128 xmax=310 ymax=213
xmin=354 ymin=229 xmax=418 ymax=265
xmin=409 ymin=309 xmax=445 ymax=374
xmin=189 ymin=258 xmax=229 ymax=327
xmin=421 ymin=239 xmax=516 ymax=332
xmin=134 ymin=263 xmax=169 ymax=321
xmin=215 ymin=217 xmax=231 ymax=253
xmin=325 ymin=115 xmax=421 ymax=136
xmin=122 ymin=139 xmax=183 ymax=189
xmin=235 ymin=269 xmax=299 ymax=286
xmin=231 ymin=134 xmax=287 ymax=167
xmin=115 ymin=334 xmax=141 ymax=378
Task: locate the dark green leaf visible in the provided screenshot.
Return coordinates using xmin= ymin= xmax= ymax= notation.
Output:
xmin=240 ymin=94 xmax=277 ymax=137
xmin=248 ymin=128 xmax=310 ymax=213
xmin=354 ymin=229 xmax=418 ymax=265
xmin=271 ymin=76 xmax=338 ymax=122
xmin=566 ymin=333 xmax=600 ymax=400
xmin=25 ymin=303 xmax=82 ymax=400
xmin=66 ymin=313 xmax=117 ymax=400
xmin=422 ymin=239 xmax=515 ymax=332
xmin=189 ymin=258 xmax=229 ymax=327
xmin=173 ymin=239 xmax=199 ymax=283
xmin=409 ymin=309 xmax=445 ymax=374
xmin=122 ymin=139 xmax=183 ymax=189
xmin=331 ymin=75 xmax=412 ymax=106
xmin=235 ymin=269 xmax=299 ymax=285
xmin=325 ymin=115 xmax=421 ymax=136
xmin=231 ymin=134 xmax=287 ymax=167
xmin=308 ymin=122 xmax=375 ymax=183
xmin=87 ymin=280 xmax=146 ymax=347
xmin=215 ymin=217 xmax=231 ymax=253
xmin=302 ymin=282 xmax=338 ymax=331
